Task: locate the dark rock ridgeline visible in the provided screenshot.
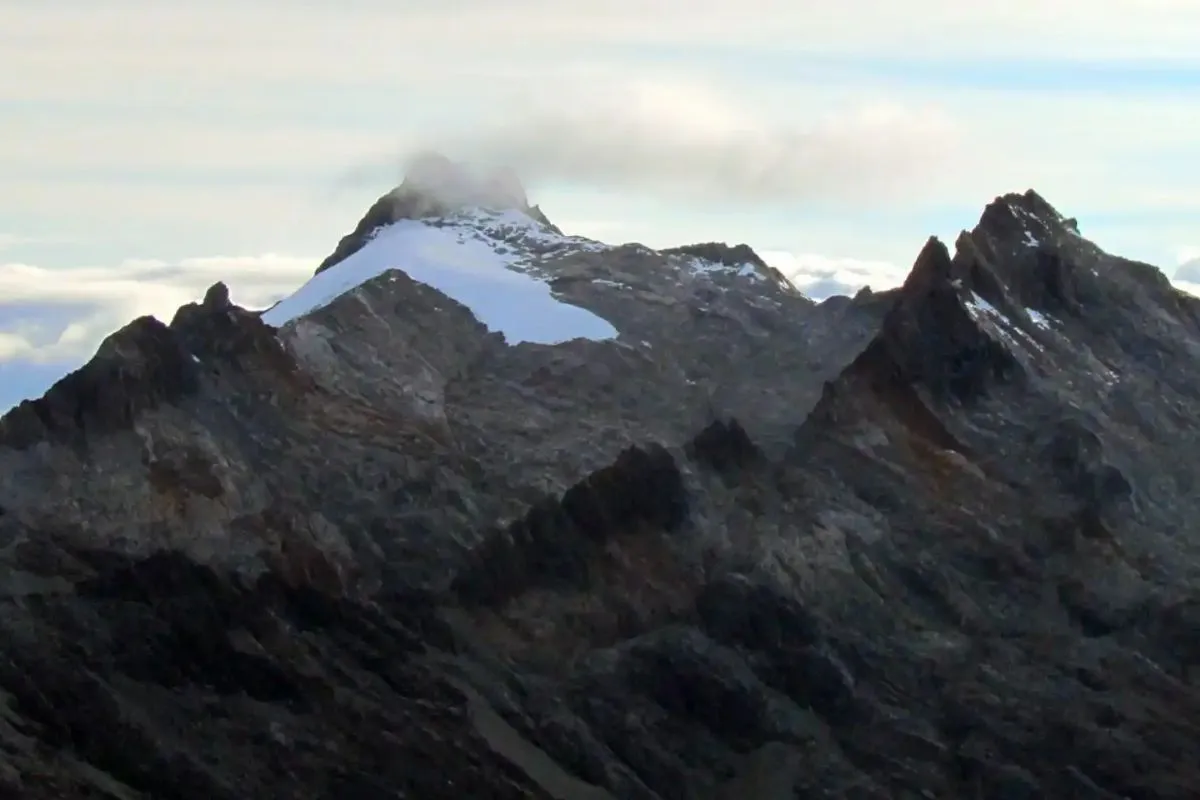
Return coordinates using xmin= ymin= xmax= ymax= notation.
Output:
xmin=662 ymin=242 xmax=767 ymax=271
xmin=452 ymin=420 xmax=764 ymax=612
xmin=965 ymin=189 xmax=1200 ymax=328
xmin=959 ymin=190 xmax=1093 ymax=317
xmin=452 ymin=442 xmax=688 ymax=607
xmin=841 ymin=191 xmax=1116 ymax=408
xmin=976 ymin=189 xmax=1070 ymax=241
xmin=171 ymin=281 xmax=307 ymax=383
xmin=858 ymin=236 xmax=1023 ymax=405
xmin=0 ymin=283 xmax=304 ymax=452
xmin=0 ymin=316 xmax=201 ymax=451
xmin=662 ymin=241 xmax=793 ymax=286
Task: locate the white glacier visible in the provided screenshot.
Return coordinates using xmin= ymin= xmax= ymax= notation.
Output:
xmin=261 ymin=213 xmax=618 ymax=345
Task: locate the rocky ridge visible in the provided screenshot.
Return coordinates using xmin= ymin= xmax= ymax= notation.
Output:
xmin=2 ymin=166 xmax=1200 ymax=798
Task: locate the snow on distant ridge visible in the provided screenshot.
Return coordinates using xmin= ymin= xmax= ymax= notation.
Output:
xmin=682 ymin=257 xmax=766 ymax=282
xmin=262 ymin=208 xmax=618 ymax=345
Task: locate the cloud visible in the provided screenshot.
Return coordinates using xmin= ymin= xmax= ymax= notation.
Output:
xmin=0 ymin=119 xmax=400 ymax=176
xmin=760 ymin=251 xmax=906 ymax=300
xmin=420 ymin=80 xmax=963 ymax=208
xmin=0 ymin=255 xmax=314 ymax=364
xmin=0 ymin=66 xmax=963 ymax=211
xmin=1170 ymin=249 xmax=1200 ymax=292
xmin=0 ymin=235 xmax=31 ymax=251
xmin=4 ymin=1 xmax=1199 ymax=103
xmin=1175 ymin=256 xmax=1200 ymax=283
xmin=5 ymin=2 xmax=1199 ymax=269
xmin=0 ymin=234 xmax=66 ymax=251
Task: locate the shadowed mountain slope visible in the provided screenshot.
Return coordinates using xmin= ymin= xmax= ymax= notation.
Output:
xmin=3 ymin=173 xmax=1200 ymax=798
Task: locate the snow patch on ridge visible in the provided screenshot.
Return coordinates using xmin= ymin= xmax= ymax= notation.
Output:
xmin=683 ymin=257 xmax=767 ymax=283
xmin=1026 ymin=308 xmax=1053 ymax=331
xmin=963 ymin=292 xmax=1045 ymax=354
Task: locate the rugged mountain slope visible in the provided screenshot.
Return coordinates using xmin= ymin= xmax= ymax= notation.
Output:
xmin=2 ymin=164 xmax=1200 ymax=798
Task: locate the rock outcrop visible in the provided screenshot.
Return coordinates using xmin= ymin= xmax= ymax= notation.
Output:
xmin=3 ymin=181 xmax=1200 ymax=798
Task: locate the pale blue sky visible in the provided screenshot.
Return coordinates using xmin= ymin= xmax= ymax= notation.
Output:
xmin=2 ymin=1 xmax=1199 ymax=410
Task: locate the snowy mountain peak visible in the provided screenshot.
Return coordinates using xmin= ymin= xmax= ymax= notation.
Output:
xmin=401 ymin=151 xmax=532 ymax=217
xmin=262 ymin=195 xmax=809 ymax=358
xmin=262 ymin=206 xmax=617 ymax=345
xmin=316 ymin=154 xmax=557 ymax=275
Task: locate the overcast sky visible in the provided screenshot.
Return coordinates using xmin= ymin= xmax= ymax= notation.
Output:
xmin=2 ymin=1 xmax=1199 ymax=410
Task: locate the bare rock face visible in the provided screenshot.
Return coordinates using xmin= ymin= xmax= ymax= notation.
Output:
xmin=4 ymin=182 xmax=1200 ymax=798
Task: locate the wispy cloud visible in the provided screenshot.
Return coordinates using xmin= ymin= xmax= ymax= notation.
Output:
xmin=425 ymin=80 xmax=961 ymax=208
xmin=427 ymin=79 xmax=960 ymax=206
xmin=0 ymin=119 xmax=400 ymax=176
xmin=3 ymin=76 xmax=961 ymax=210
xmin=0 ymin=233 xmax=67 ymax=251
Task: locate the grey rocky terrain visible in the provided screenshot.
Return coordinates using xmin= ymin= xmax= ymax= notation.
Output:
xmin=2 ymin=154 xmax=1200 ymax=798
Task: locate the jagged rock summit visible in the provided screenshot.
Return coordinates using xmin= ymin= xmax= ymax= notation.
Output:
xmin=3 ymin=185 xmax=1200 ymax=798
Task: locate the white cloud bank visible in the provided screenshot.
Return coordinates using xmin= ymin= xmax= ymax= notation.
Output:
xmin=1173 ymin=251 xmax=1200 ymax=296
xmin=0 ymin=255 xmax=312 ymax=363
xmin=760 ymin=251 xmax=907 ymax=300
xmin=1176 ymin=248 xmax=1200 ymax=271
